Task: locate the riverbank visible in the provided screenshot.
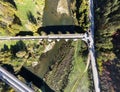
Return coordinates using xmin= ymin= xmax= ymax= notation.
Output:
xmin=0 ymin=0 xmax=91 ymax=91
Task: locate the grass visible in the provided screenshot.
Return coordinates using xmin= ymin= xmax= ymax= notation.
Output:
xmin=15 ymin=0 xmax=36 ymax=30
xmin=0 ymin=40 xmax=17 ymax=49
xmin=15 ymin=0 xmax=45 ymax=31
xmin=64 ymin=40 xmax=89 ymax=92
xmin=0 ymin=0 xmax=45 ymax=36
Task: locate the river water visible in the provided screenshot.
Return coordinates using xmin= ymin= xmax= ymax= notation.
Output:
xmin=30 ymin=0 xmax=75 ymax=78
xmin=42 ymin=0 xmax=74 ymax=26
xmin=17 ymin=0 xmax=74 ymax=92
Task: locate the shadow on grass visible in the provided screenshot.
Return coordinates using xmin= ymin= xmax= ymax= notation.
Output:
xmin=10 ymin=40 xmax=27 ymax=57
xmin=4 ymin=0 xmax=17 ymax=9
xmin=16 ymin=31 xmax=33 ymax=36
xmin=27 ymin=11 xmax=37 ymax=24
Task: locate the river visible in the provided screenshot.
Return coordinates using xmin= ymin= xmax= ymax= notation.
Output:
xmin=42 ymin=0 xmax=74 ymax=26
xmin=29 ymin=0 xmax=75 ymax=78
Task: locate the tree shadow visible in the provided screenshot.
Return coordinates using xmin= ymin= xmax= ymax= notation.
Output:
xmin=101 ymin=29 xmax=120 ymax=91
xmin=75 ymin=0 xmax=82 ymax=23
xmin=3 ymin=0 xmax=17 ymax=9
xmin=1 ymin=64 xmax=15 ymax=74
xmin=112 ymin=29 xmax=120 ymax=58
xmin=1 ymin=44 xmax=9 ymax=52
xmin=37 ymin=25 xmax=85 ymax=35
xmin=16 ymin=31 xmax=33 ymax=36
xmin=27 ymin=11 xmax=37 ymax=24
xmin=10 ymin=40 xmax=27 ymax=56
xmin=13 ymin=14 xmax=22 ymax=26
xmin=17 ymin=67 xmax=55 ymax=92
xmin=102 ymin=59 xmax=120 ymax=92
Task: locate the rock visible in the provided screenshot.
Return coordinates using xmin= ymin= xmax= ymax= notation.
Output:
xmin=32 ymin=62 xmax=38 ymax=67
xmin=16 ymin=51 xmax=26 ymax=58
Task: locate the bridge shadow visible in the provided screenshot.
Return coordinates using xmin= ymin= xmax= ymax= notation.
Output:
xmin=17 ymin=67 xmax=55 ymax=92
xmin=37 ymin=25 xmax=85 ymax=35
xmin=0 ymin=64 xmax=54 ymax=91
xmin=1 ymin=64 xmax=15 ymax=74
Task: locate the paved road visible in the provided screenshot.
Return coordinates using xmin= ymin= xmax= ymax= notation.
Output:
xmin=0 ymin=66 xmax=34 ymax=92
xmin=88 ymin=0 xmax=100 ymax=91
xmin=0 ymin=34 xmax=84 ymax=40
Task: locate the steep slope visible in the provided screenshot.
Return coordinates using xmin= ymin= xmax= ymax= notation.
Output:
xmin=95 ymin=0 xmax=120 ymax=91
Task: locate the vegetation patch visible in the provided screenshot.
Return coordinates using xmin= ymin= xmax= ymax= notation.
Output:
xmin=71 ymin=0 xmax=90 ymax=31
xmin=64 ymin=40 xmax=89 ymax=92
xmin=95 ymin=0 xmax=120 ymax=91
xmin=0 ymin=0 xmax=45 ymax=36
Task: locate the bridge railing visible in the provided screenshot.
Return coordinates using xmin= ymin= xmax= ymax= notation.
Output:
xmin=0 ymin=66 xmax=34 ymax=92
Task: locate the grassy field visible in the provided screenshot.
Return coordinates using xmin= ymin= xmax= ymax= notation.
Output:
xmin=64 ymin=40 xmax=89 ymax=92
xmin=15 ymin=0 xmax=45 ymax=31
xmin=0 ymin=0 xmax=45 ymax=36
xmin=15 ymin=0 xmax=36 ymax=30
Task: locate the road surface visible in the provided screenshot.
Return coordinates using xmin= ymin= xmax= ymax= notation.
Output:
xmin=0 ymin=34 xmax=84 ymax=40
xmin=88 ymin=0 xmax=101 ymax=91
xmin=0 ymin=66 xmax=34 ymax=92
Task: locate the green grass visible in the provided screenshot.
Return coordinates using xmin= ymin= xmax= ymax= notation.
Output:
xmin=0 ymin=40 xmax=17 ymax=49
xmin=15 ymin=0 xmax=36 ymax=30
xmin=0 ymin=0 xmax=45 ymax=36
xmin=64 ymin=40 xmax=89 ymax=92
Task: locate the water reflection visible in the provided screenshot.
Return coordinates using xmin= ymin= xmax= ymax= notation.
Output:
xmin=42 ymin=0 xmax=74 ymax=26
xmin=38 ymin=0 xmax=84 ymax=34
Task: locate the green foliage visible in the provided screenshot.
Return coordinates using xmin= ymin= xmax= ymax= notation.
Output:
xmin=10 ymin=40 xmax=27 ymax=56
xmin=64 ymin=40 xmax=89 ymax=92
xmin=0 ymin=82 xmax=14 ymax=92
xmin=0 ymin=0 xmax=45 ymax=36
xmin=0 ymin=40 xmax=44 ymax=72
xmin=78 ymin=0 xmax=89 ymax=30
xmin=95 ymin=0 xmax=120 ymax=53
xmin=72 ymin=0 xmax=89 ymax=31
xmin=95 ymin=0 xmax=120 ymax=74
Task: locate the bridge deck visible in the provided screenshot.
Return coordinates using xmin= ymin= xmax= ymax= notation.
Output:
xmin=0 ymin=66 xmax=34 ymax=92
xmin=0 ymin=34 xmax=84 ymax=40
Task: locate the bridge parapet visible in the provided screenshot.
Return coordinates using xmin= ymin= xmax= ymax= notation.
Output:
xmin=82 ymin=31 xmax=94 ymax=48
